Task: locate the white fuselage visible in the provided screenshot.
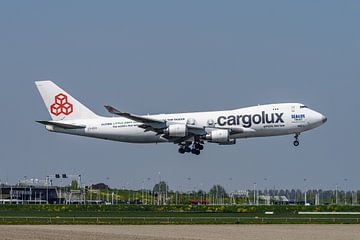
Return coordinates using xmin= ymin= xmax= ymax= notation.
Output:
xmin=45 ymin=103 xmax=326 ymax=144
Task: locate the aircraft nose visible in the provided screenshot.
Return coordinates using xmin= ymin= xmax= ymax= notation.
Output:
xmin=322 ymin=115 xmax=327 ymax=124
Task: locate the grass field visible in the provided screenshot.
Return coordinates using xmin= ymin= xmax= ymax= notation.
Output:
xmin=1 ymin=205 xmax=360 ymax=224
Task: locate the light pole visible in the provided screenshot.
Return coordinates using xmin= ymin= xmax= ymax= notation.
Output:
xmin=90 ymin=185 xmax=92 ymax=202
xmin=264 ymin=178 xmax=268 ymax=205
xmin=147 ymin=177 xmax=151 ymax=205
xmin=200 ymin=183 xmax=204 ymax=204
xmin=187 ymin=177 xmax=191 ymax=204
xmin=126 ymin=182 xmax=130 ymax=203
xmin=344 ymin=178 xmax=348 ymax=205
xmin=106 ymin=177 xmax=110 ymax=203
xmin=215 ymin=186 xmax=218 ymax=205
xmin=158 ymin=172 xmax=161 ymax=205
xmin=303 ymin=178 xmax=307 ymax=205
xmin=175 ymin=185 xmax=178 ymax=205
xmin=228 ymin=178 xmax=232 ymax=205
xmin=335 ymin=183 xmax=339 ymax=205
xmin=253 ymin=182 xmax=256 ymax=205
xmin=141 ymin=180 xmax=144 ymax=204
xmin=178 ymin=184 xmax=183 ymax=205
xmin=46 ymin=176 xmax=49 ymax=204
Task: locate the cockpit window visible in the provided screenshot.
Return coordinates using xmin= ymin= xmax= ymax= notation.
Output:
xmin=300 ymin=105 xmax=308 ymax=109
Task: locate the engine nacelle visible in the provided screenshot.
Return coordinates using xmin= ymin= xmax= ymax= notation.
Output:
xmin=218 ymin=139 xmax=236 ymax=145
xmin=164 ymin=124 xmax=188 ymax=137
xmin=206 ymin=129 xmax=232 ymax=143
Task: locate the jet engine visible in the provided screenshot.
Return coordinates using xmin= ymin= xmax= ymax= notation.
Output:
xmin=164 ymin=124 xmax=188 ymax=137
xmin=218 ymin=139 xmax=236 ymax=145
xmin=206 ymin=129 xmax=234 ymax=144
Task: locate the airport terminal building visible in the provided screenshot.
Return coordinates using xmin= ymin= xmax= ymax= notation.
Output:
xmin=0 ymin=186 xmax=59 ymax=204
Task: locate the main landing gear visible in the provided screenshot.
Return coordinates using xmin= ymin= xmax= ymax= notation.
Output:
xmin=293 ymin=133 xmax=300 ymax=147
xmin=178 ymin=141 xmax=204 ymax=155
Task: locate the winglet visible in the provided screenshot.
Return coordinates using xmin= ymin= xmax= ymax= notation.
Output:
xmin=104 ymin=105 xmax=119 ymax=114
xmin=105 ymin=105 xmax=130 ymax=117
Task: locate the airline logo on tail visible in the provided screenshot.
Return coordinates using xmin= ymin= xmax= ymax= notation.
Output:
xmin=50 ymin=93 xmax=73 ymax=116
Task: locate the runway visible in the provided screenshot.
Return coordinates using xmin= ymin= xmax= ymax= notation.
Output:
xmin=1 ymin=224 xmax=359 ymax=240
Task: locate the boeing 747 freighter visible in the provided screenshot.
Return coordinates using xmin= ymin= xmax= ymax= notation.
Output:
xmin=35 ymin=81 xmax=327 ymax=155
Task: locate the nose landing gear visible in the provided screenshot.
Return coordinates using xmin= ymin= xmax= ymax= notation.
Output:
xmin=293 ymin=133 xmax=300 ymax=146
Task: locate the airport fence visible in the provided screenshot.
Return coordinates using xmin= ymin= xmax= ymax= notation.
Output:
xmin=1 ymin=204 xmax=360 ymax=213
xmin=0 ymin=216 xmax=360 ymax=224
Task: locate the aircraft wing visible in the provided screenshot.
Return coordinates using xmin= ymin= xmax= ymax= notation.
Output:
xmin=36 ymin=121 xmax=86 ymax=129
xmin=187 ymin=125 xmax=207 ymax=135
xmin=105 ymin=105 xmax=166 ymax=132
xmin=105 ymin=105 xmax=208 ymax=138
xmin=105 ymin=105 xmax=165 ymax=124
xmin=171 ymin=125 xmax=207 ymax=143
xmin=104 ymin=105 xmax=254 ymax=141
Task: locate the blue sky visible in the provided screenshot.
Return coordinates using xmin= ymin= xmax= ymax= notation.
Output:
xmin=0 ymin=1 xmax=359 ymax=192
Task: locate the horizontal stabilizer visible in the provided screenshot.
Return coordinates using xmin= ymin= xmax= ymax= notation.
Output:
xmin=36 ymin=121 xmax=86 ymax=129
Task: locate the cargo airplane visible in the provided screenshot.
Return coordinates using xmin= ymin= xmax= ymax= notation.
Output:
xmin=35 ymin=81 xmax=327 ymax=155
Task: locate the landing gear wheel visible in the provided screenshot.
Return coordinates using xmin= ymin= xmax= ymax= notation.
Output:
xmin=194 ymin=141 xmax=204 ymax=151
xmin=179 ymin=140 xmax=203 ymax=155
xmin=193 ymin=139 xmax=204 ymax=151
xmin=178 ymin=147 xmax=185 ymax=154
xmin=191 ymin=148 xmax=201 ymax=155
xmin=293 ymin=133 xmax=300 ymax=147
xmin=194 ymin=143 xmax=200 ymax=150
